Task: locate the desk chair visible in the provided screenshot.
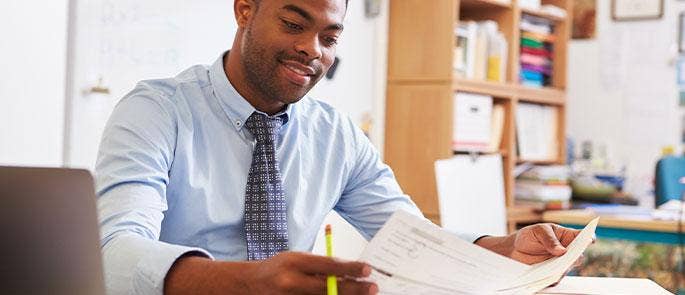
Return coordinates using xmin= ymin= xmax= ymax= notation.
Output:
xmin=655 ymin=156 xmax=685 ymax=206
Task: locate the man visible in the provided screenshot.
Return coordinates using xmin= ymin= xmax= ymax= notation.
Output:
xmin=95 ymin=0 xmax=581 ymax=294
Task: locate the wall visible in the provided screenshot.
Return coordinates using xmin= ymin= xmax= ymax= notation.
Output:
xmin=0 ymin=0 xmax=387 ymax=167
xmin=305 ymin=0 xmax=389 ymax=150
xmin=63 ymin=0 xmax=387 ymax=169
xmin=1 ymin=0 xmax=383 ymax=252
xmin=0 ymin=0 xmax=69 ymax=166
xmin=567 ymin=0 xmax=685 ymax=204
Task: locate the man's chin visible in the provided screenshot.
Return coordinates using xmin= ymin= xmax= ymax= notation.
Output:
xmin=279 ymin=86 xmax=312 ymax=104
xmin=279 ymin=95 xmax=306 ymax=105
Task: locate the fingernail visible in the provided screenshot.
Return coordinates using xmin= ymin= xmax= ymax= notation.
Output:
xmin=554 ymin=245 xmax=566 ymax=254
xmin=368 ymin=283 xmax=378 ymax=294
xmin=362 ymin=265 xmax=372 ymax=276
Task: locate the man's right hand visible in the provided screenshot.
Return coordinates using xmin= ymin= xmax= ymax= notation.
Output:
xmin=243 ymin=252 xmax=377 ymax=294
xmin=165 ymin=251 xmax=378 ymax=295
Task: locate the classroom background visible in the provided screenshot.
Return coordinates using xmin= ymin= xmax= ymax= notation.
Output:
xmin=2 ymin=0 xmax=685 ymax=293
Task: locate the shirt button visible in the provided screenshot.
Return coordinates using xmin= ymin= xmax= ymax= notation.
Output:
xmin=236 ymin=120 xmax=242 ymax=126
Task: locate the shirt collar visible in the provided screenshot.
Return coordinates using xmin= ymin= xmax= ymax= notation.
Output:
xmin=209 ymin=51 xmax=292 ymax=132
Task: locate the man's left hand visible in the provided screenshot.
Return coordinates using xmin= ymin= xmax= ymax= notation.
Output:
xmin=475 ymin=223 xmax=584 ymax=265
xmin=510 ymin=223 xmax=580 ymax=264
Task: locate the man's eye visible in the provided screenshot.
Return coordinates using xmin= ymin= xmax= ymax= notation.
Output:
xmin=283 ymin=20 xmax=303 ymax=31
xmin=324 ymin=37 xmax=338 ymax=46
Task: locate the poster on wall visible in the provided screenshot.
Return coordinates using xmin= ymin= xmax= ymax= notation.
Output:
xmin=612 ymin=0 xmax=663 ymax=21
xmin=573 ymin=0 xmax=596 ymax=39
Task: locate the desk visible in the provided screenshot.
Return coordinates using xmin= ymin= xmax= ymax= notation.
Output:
xmin=543 ymin=209 xmax=685 ymax=245
xmin=537 ymin=276 xmax=671 ymax=294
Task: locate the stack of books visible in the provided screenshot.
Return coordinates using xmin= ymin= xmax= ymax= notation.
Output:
xmin=519 ymin=14 xmax=554 ymax=88
xmin=515 ymin=165 xmax=571 ymax=210
xmin=454 ymin=20 xmax=508 ymax=82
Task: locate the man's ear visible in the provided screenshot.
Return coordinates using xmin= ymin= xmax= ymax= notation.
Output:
xmin=234 ymin=0 xmax=257 ymax=28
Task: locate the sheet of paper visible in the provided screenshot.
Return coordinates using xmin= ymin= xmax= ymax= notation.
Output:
xmin=538 ymin=276 xmax=672 ymax=295
xmin=502 ymin=217 xmax=599 ymax=291
xmin=359 ymin=210 xmax=529 ymax=294
xmin=435 ymin=154 xmax=507 ymax=237
xmin=359 ymin=210 xmax=599 ymax=295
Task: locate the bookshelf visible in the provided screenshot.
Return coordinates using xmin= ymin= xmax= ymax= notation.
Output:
xmin=384 ymin=0 xmax=572 ymax=231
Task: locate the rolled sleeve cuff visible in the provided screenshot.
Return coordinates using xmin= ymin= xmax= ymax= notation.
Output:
xmin=133 ymin=242 xmax=214 ymax=295
xmin=456 ymin=232 xmax=487 ymax=244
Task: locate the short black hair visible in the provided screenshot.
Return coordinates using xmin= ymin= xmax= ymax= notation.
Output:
xmin=254 ymin=0 xmax=349 ymax=8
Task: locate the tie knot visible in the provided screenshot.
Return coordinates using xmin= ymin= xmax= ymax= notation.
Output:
xmin=245 ymin=112 xmax=284 ymax=141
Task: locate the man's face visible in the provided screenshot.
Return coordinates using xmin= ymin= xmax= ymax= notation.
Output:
xmin=240 ymin=0 xmax=345 ymax=105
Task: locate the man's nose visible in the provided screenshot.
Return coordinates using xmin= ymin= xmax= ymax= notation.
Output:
xmin=294 ymin=34 xmax=323 ymax=61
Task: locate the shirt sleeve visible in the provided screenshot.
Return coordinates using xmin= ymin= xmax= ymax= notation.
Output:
xmin=333 ymin=119 xmax=482 ymax=243
xmin=95 ymin=86 xmax=213 ymax=295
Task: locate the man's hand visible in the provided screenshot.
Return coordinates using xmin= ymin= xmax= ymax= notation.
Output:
xmin=165 ymin=251 xmax=378 ymax=295
xmin=510 ymin=223 xmax=581 ymax=264
xmin=475 ymin=223 xmax=583 ymax=264
xmin=243 ymin=252 xmax=378 ymax=294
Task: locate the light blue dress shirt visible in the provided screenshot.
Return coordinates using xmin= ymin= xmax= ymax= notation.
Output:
xmin=95 ymin=52 xmax=480 ymax=294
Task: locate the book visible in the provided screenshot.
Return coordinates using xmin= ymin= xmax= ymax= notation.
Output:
xmin=516 ymin=199 xmax=571 ymax=210
xmin=455 ymin=21 xmax=478 ymax=79
xmin=520 ymin=14 xmax=555 ymax=87
xmin=455 ymin=20 xmax=507 ymax=82
xmin=487 ymin=31 xmax=508 ymax=82
xmin=516 ymin=180 xmax=572 ymax=201
xmin=473 ymin=23 xmax=490 ymax=80
xmin=487 ymin=104 xmax=506 ymax=153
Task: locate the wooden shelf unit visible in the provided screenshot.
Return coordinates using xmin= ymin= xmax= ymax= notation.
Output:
xmin=521 ymin=8 xmax=566 ymax=23
xmin=384 ymin=0 xmax=572 ymax=232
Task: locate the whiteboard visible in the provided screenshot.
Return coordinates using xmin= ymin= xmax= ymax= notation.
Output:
xmin=65 ymin=0 xmax=381 ymax=169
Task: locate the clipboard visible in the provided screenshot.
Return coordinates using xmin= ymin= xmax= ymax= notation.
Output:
xmin=435 ymin=154 xmax=507 ymax=236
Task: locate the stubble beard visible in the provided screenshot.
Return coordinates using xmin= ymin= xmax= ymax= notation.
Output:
xmin=241 ymin=24 xmax=314 ymax=106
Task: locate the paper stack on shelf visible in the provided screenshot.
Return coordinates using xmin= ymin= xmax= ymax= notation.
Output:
xmin=454 ymin=20 xmax=508 ymax=82
xmin=519 ymin=14 xmax=554 ymax=88
xmin=516 ymin=165 xmax=572 ymax=210
xmin=515 ymin=103 xmax=558 ymax=161
xmin=519 ymin=0 xmax=541 ymax=10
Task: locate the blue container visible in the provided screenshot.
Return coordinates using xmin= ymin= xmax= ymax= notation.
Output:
xmin=594 ymin=174 xmax=625 ymax=191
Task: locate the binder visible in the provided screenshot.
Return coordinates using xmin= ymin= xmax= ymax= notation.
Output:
xmin=453 ymin=92 xmax=493 ymax=152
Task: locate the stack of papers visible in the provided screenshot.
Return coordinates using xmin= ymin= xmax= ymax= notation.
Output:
xmin=359 ymin=210 xmax=598 ymax=294
xmin=515 ymin=103 xmax=559 ymax=161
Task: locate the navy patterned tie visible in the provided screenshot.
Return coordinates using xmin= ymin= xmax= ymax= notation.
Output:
xmin=243 ymin=112 xmax=289 ymax=260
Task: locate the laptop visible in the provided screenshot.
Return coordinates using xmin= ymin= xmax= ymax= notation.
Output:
xmin=0 ymin=166 xmax=105 ymax=295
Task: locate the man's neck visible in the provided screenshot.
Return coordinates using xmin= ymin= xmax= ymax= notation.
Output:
xmin=224 ymin=51 xmax=286 ymax=115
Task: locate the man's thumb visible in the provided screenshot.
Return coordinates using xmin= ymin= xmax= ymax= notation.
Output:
xmin=540 ymin=226 xmax=567 ymax=256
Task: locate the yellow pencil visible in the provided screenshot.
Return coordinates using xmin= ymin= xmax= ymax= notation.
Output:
xmin=325 ymin=224 xmax=338 ymax=295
